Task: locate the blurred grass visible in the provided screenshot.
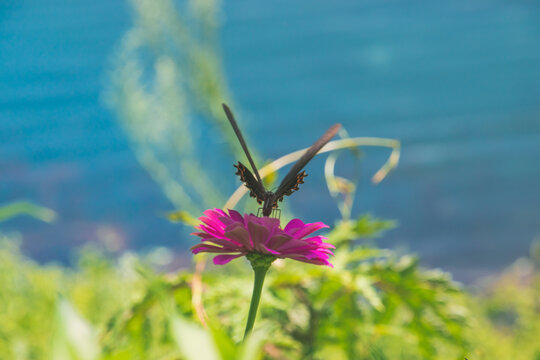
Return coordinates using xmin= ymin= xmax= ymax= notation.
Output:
xmin=0 ymin=201 xmax=56 ymax=223
xmin=104 ymin=0 xmax=251 ymax=215
xmin=0 ymin=222 xmax=539 ymax=359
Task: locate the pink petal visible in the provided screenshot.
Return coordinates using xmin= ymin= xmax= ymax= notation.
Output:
xmin=266 ymin=234 xmax=292 ymax=250
xmin=247 ymin=221 xmax=271 ymax=248
xmin=224 ymin=226 xmax=252 ymax=249
xmin=201 ymin=209 xmax=226 ymax=224
xmin=227 ymin=209 xmax=244 ymax=222
xmin=191 ymin=244 xmax=227 ymax=254
xmin=273 ymin=238 xmax=310 ymax=251
xmin=191 ymin=208 xmax=334 ymax=267
xmin=200 ymin=216 xmax=222 ymax=229
xmin=198 ymin=224 xmax=229 ymax=239
xmin=190 ymin=232 xmax=215 ymax=239
xmin=202 ymin=237 xmax=243 ymax=249
xmin=213 ymin=254 xmax=243 ymax=265
xmin=261 ymin=244 xmax=281 ymax=255
xmin=291 ymin=222 xmax=329 ymax=239
xmin=283 ymin=219 xmax=306 ymax=235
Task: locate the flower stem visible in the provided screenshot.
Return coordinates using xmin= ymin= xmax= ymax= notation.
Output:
xmin=243 ymin=266 xmax=268 ymax=339
xmin=244 ymin=253 xmax=275 ymax=340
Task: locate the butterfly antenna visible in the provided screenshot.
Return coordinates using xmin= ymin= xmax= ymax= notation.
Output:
xmin=222 ymin=103 xmax=263 ymax=186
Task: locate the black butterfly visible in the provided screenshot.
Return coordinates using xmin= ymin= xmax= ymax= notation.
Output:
xmin=222 ymin=103 xmax=341 ymax=217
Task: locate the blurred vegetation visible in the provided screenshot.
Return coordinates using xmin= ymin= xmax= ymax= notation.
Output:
xmin=2 ymin=0 xmax=538 ymax=359
xmin=0 ymin=201 xmax=56 ymax=224
xmin=1 ymin=223 xmax=539 ymax=359
xmin=104 ymin=0 xmax=249 ymax=215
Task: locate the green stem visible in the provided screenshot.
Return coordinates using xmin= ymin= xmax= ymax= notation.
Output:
xmin=243 ymin=266 xmax=268 ymax=339
xmin=243 ymin=253 xmax=275 ymax=340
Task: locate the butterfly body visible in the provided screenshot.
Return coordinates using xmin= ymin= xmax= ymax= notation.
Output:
xmin=223 ymin=104 xmax=340 ymax=217
xmin=234 ymin=161 xmax=307 ymax=216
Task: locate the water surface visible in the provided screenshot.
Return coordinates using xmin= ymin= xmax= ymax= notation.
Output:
xmin=1 ymin=0 xmax=539 ymax=281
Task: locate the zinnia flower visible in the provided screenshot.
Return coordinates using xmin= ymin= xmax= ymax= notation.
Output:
xmin=191 ymin=208 xmax=334 ymax=267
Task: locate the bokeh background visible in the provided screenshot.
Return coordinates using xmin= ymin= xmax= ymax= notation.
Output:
xmin=1 ymin=0 xmax=539 ymax=282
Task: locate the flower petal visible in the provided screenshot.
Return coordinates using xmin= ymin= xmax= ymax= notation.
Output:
xmin=213 ymin=254 xmax=242 ymax=265
xmin=266 ymin=234 xmax=292 ymax=250
xmin=283 ymin=218 xmax=306 ymax=235
xmin=201 ymin=237 xmax=243 ymax=249
xmin=290 ymin=222 xmax=329 ymax=239
xmin=191 ymin=243 xmax=226 ymax=254
xmin=227 ymin=209 xmax=244 ymax=222
xmin=247 ymin=220 xmax=271 ymax=250
xmin=191 ymin=209 xmax=334 ymax=267
xmin=224 ymin=225 xmax=251 ymax=249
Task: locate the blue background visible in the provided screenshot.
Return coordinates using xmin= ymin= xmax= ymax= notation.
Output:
xmin=1 ymin=0 xmax=539 ymax=281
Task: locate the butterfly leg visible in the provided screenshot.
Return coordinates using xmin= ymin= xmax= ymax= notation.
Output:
xmin=271 ymin=208 xmax=281 ymax=220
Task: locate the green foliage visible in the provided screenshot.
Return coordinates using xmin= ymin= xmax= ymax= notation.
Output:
xmin=104 ymin=0 xmax=255 ymax=215
xmin=52 ymin=299 xmax=100 ymax=360
xmin=254 ymin=219 xmax=467 ymax=359
xmin=0 ymin=238 xmax=265 ymax=359
xmin=466 ymin=255 xmax=540 ymax=359
xmin=0 ymin=201 xmax=56 ymax=223
xmin=1 ymin=225 xmax=540 ymax=359
xmin=329 ymin=215 xmax=397 ymax=246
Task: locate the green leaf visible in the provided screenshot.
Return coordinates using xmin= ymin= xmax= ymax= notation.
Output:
xmin=0 ymin=201 xmax=56 ymax=223
xmin=207 ymin=321 xmax=238 ymax=359
xmin=165 ymin=210 xmax=199 ymax=226
xmin=355 ymin=276 xmax=384 ymax=311
xmin=238 ymin=328 xmax=266 ymax=360
xmin=352 ymin=215 xmax=397 ymax=239
xmin=170 ymin=314 xmax=220 ymax=360
xmin=52 ymin=299 xmax=99 ymax=360
xmin=329 ymin=215 xmax=396 ymax=246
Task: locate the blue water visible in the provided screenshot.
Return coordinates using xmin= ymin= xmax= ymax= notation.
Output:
xmin=1 ymin=0 xmax=539 ymax=281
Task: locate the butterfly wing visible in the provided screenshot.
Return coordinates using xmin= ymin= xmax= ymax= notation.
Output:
xmin=274 ymin=123 xmax=341 ymax=201
xmin=272 ymin=170 xmax=308 ymax=206
xmin=234 ymin=161 xmax=266 ymax=204
xmin=222 ymin=103 xmax=264 ymax=188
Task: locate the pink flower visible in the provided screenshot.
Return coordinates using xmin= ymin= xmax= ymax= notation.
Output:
xmin=191 ymin=209 xmax=334 ymax=267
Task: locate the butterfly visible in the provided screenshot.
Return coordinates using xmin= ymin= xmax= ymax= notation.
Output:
xmin=222 ymin=103 xmax=341 ymax=217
